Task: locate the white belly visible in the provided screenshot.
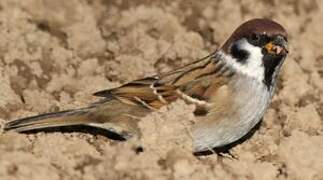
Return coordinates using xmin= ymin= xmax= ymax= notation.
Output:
xmin=192 ymin=76 xmax=272 ymax=152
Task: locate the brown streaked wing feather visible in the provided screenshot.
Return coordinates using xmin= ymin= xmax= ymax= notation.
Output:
xmin=93 ymin=53 xmax=233 ymax=110
xmin=93 ymin=76 xmax=177 ymax=109
xmin=93 ymin=77 xmax=159 ymax=98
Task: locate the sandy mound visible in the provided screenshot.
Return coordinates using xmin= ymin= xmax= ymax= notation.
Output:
xmin=0 ymin=0 xmax=323 ymax=179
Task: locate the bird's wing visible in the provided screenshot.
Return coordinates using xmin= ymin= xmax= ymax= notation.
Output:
xmin=4 ymin=53 xmax=234 ymax=138
xmin=94 ymin=53 xmax=234 ymax=111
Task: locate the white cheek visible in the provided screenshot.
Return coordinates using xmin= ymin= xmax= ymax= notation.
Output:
xmin=219 ymin=39 xmax=264 ymax=82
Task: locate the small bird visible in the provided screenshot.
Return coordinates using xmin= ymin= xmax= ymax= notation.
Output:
xmin=4 ymin=18 xmax=288 ymax=152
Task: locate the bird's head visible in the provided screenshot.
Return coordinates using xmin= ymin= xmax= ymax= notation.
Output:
xmin=221 ymin=18 xmax=288 ymax=89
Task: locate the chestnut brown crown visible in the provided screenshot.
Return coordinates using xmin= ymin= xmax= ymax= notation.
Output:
xmin=222 ymin=18 xmax=287 ymax=53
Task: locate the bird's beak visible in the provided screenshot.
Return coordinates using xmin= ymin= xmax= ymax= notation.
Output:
xmin=264 ymin=35 xmax=288 ymax=56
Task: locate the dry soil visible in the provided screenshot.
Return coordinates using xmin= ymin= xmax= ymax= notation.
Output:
xmin=0 ymin=0 xmax=323 ymax=180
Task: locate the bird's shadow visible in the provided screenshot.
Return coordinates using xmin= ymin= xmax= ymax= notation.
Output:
xmin=13 ymin=119 xmax=263 ymax=157
xmin=21 ymin=125 xmax=127 ymax=141
xmin=193 ymin=119 xmax=263 ymax=156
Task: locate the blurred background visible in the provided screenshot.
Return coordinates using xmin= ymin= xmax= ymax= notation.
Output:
xmin=0 ymin=0 xmax=322 ymax=179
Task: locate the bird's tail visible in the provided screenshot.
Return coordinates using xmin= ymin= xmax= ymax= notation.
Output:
xmin=4 ymin=107 xmax=93 ymax=132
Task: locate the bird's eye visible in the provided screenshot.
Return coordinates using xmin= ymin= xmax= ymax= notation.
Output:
xmin=248 ymin=33 xmax=269 ymax=47
xmin=250 ymin=33 xmax=260 ymax=42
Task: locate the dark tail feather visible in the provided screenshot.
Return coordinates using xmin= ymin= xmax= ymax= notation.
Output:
xmin=4 ymin=107 xmax=92 ymax=132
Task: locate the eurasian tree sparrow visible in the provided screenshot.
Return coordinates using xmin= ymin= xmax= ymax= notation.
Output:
xmin=4 ymin=18 xmax=288 ymax=152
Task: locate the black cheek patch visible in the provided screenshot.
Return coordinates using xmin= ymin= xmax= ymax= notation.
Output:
xmin=231 ymin=43 xmax=249 ymax=64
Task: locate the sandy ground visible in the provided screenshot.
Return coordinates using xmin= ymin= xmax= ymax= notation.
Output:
xmin=0 ymin=0 xmax=323 ymax=179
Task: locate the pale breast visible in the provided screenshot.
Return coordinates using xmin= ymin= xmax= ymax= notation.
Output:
xmin=192 ymin=75 xmax=272 ymax=152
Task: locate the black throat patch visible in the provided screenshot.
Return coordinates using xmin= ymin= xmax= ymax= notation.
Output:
xmin=262 ymin=54 xmax=285 ymax=89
